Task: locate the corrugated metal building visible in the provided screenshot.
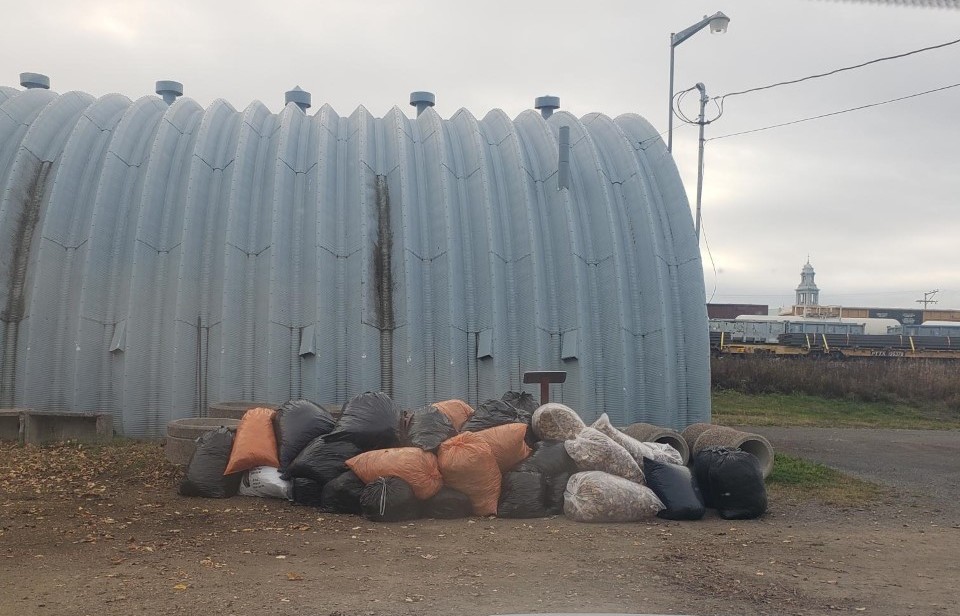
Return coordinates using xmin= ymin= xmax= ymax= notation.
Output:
xmin=0 ymin=78 xmax=709 ymax=437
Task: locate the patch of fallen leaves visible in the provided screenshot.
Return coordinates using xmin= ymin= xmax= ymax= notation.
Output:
xmin=0 ymin=441 xmax=180 ymax=499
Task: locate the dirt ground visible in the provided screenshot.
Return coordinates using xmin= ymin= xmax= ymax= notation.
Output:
xmin=743 ymin=426 xmax=960 ymax=515
xmin=1 ymin=439 xmax=958 ymax=616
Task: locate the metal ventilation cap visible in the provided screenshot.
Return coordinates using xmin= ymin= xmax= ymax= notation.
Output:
xmin=155 ymin=80 xmax=184 ymax=105
xmin=409 ymin=91 xmax=435 ymax=116
xmin=535 ymin=95 xmax=560 ymax=119
xmin=20 ymin=72 xmax=50 ymax=90
xmin=285 ymin=85 xmax=312 ymax=112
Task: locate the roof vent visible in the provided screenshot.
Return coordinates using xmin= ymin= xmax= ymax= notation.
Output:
xmin=285 ymin=86 xmax=312 ymax=113
xmin=409 ymin=91 xmax=435 ymax=116
xmin=155 ymin=80 xmax=183 ymax=105
xmin=535 ymin=95 xmax=560 ymax=119
xmin=20 ymin=72 xmax=50 ymax=90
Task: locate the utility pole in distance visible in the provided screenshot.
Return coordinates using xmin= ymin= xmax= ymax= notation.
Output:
xmin=916 ymin=289 xmax=939 ymax=309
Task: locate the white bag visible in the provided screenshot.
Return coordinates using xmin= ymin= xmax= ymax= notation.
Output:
xmin=238 ymin=466 xmax=293 ymax=500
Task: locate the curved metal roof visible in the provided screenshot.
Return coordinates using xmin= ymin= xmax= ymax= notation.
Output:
xmin=0 ymin=87 xmax=709 ymax=436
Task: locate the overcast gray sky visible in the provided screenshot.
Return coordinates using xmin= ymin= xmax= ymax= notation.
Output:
xmin=5 ymin=0 xmax=959 ymax=312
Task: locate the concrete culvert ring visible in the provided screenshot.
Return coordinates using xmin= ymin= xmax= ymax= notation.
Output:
xmin=692 ymin=426 xmax=775 ymax=478
xmin=681 ymin=422 xmax=715 ymax=454
xmin=208 ymin=401 xmax=277 ymax=419
xmin=166 ymin=417 xmax=240 ymax=439
xmin=165 ymin=418 xmax=241 ymax=465
xmin=621 ymin=423 xmax=690 ymax=465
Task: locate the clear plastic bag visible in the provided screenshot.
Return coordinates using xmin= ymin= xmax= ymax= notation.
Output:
xmin=563 ymin=427 xmax=644 ymax=484
xmin=644 ymin=441 xmax=684 ymax=466
xmin=592 ymin=414 xmax=683 ymax=466
xmin=563 ymin=471 xmax=664 ymax=523
xmin=531 ymin=403 xmax=586 ymax=441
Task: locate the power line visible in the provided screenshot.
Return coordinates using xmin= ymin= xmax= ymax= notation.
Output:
xmin=716 ymin=36 xmax=960 ymax=101
xmin=700 ymin=218 xmax=718 ymax=304
xmin=636 ymin=120 xmax=695 ymax=150
xmin=706 ymin=82 xmax=960 ymax=141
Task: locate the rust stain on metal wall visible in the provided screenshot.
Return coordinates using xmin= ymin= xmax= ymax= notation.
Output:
xmin=1 ymin=158 xmax=52 ymax=404
xmin=373 ymin=174 xmax=394 ymax=398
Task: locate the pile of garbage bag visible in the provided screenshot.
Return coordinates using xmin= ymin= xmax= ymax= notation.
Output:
xmin=178 ymin=392 xmax=766 ymax=522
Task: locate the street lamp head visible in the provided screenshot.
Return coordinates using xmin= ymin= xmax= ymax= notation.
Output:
xmin=708 ymin=11 xmax=730 ymax=34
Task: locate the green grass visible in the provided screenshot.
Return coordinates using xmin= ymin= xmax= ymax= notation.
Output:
xmin=712 ymin=390 xmax=960 ymax=430
xmin=767 ymin=453 xmax=885 ymax=506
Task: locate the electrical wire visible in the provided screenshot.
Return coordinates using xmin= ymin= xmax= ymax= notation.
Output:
xmin=716 ymin=36 xmax=960 ymax=101
xmin=636 ymin=119 xmax=695 ymax=150
xmin=699 ymin=219 xmax=719 ymax=304
xmin=707 ymin=82 xmax=960 ymax=141
xmin=674 ymin=87 xmax=724 ymax=126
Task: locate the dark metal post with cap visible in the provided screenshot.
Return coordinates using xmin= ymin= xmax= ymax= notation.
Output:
xmin=522 ymin=370 xmax=567 ymax=405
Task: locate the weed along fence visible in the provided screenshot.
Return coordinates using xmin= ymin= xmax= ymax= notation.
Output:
xmin=176 ymin=389 xmax=770 ymax=524
xmin=0 ymin=79 xmax=709 ymax=438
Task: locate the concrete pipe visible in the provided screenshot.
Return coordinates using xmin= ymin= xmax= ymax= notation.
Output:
xmin=165 ymin=417 xmax=241 ymax=465
xmin=692 ymin=426 xmax=775 ymax=479
xmin=621 ymin=422 xmax=690 ymax=465
xmin=208 ymin=401 xmax=277 ymax=419
xmin=681 ymin=422 xmax=715 ymax=455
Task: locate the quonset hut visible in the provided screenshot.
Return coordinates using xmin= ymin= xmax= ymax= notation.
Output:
xmin=0 ymin=76 xmax=709 ymax=437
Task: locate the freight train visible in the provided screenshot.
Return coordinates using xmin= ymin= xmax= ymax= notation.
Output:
xmin=709 ymin=319 xmax=960 ymax=360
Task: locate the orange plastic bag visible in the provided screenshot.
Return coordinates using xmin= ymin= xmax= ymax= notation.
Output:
xmin=224 ymin=407 xmax=280 ymax=475
xmin=345 ymin=447 xmax=442 ymax=500
xmin=437 ymin=434 xmax=501 ymax=516
xmin=461 ymin=423 xmax=532 ymax=472
xmin=433 ymin=399 xmax=475 ymax=431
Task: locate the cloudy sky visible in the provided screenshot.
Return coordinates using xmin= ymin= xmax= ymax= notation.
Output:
xmin=5 ymin=0 xmax=959 ymax=312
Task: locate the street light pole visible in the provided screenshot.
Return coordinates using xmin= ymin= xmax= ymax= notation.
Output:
xmin=667 ymin=11 xmax=730 ymax=153
xmin=694 ymin=82 xmax=708 ymax=241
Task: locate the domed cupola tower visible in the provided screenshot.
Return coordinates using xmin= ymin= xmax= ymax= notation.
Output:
xmin=795 ymin=258 xmax=819 ymax=307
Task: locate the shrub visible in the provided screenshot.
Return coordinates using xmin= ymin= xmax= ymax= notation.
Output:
xmin=711 ymin=357 xmax=960 ymax=411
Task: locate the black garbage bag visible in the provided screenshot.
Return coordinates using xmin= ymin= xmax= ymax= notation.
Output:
xmin=501 ymin=390 xmax=539 ymax=414
xmin=282 ymin=437 xmax=362 ymax=484
xmin=360 ymin=477 xmax=421 ymax=522
xmin=693 ymin=446 xmax=736 ymax=508
xmin=644 ymin=457 xmax=705 ymax=521
xmin=710 ymin=450 xmax=768 ymax=520
xmin=400 ymin=405 xmax=457 ymax=452
xmin=319 ymin=471 xmax=365 ymax=514
xmin=421 ymin=486 xmax=474 ymax=519
xmin=498 ymin=471 xmax=549 ymax=518
xmin=514 ymin=440 xmax=576 ymax=476
xmin=291 ymin=478 xmax=325 ymax=506
xmin=325 ymin=391 xmax=401 ymax=451
xmin=461 ymin=399 xmax=530 ymax=433
xmin=544 ymin=472 xmax=570 ymax=515
xmin=179 ymin=427 xmax=242 ymax=498
xmin=273 ymin=399 xmax=336 ymax=471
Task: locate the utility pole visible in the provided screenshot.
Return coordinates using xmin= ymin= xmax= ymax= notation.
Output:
xmin=916 ymin=289 xmax=939 ymax=309
xmin=694 ymin=82 xmax=709 ymax=241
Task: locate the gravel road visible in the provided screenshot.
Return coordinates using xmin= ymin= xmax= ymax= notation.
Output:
xmin=740 ymin=426 xmax=960 ymax=514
